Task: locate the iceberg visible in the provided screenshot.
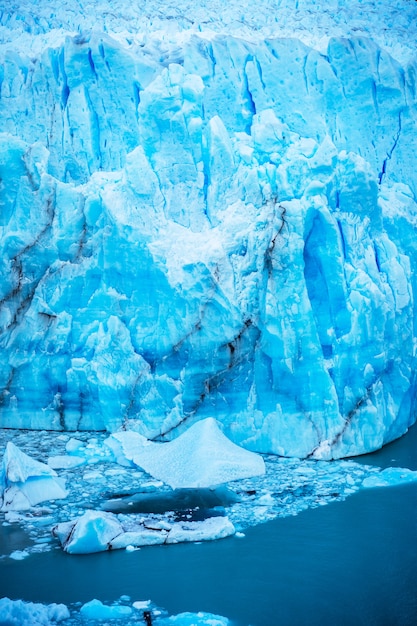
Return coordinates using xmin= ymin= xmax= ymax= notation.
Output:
xmin=80 ymin=599 xmax=133 ymax=620
xmin=52 ymin=509 xmax=235 ymax=553
xmin=52 ymin=510 xmax=123 ymax=554
xmin=0 ymin=442 xmax=68 ymax=511
xmin=105 ymin=418 xmax=265 ymax=488
xmin=0 ymin=598 xmax=70 ymax=626
xmin=0 ymin=0 xmax=417 ymax=459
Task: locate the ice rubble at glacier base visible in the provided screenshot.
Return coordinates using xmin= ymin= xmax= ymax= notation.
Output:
xmin=2 ymin=424 xmax=417 ymax=560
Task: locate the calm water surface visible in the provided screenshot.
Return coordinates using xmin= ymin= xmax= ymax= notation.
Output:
xmin=1 ymin=426 xmax=417 ymax=625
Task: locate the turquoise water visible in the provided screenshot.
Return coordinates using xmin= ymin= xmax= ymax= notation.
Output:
xmin=2 ymin=426 xmax=417 ymax=625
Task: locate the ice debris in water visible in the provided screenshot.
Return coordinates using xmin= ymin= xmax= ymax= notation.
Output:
xmin=1 ymin=429 xmax=417 ymax=560
xmin=105 ymin=418 xmax=266 ymax=488
xmin=80 ymin=599 xmax=133 ymax=619
xmin=53 ymin=509 xmax=235 ymax=553
xmin=157 ymin=612 xmax=230 ymax=625
xmin=0 ymin=596 xmax=230 ymax=625
xmin=0 ymin=442 xmax=68 ymax=511
xmin=361 ymin=467 xmax=417 ymax=488
xmin=0 ymin=597 xmax=70 ymax=625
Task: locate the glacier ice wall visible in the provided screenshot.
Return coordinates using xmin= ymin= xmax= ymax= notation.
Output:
xmin=1 ymin=21 xmax=417 ymax=458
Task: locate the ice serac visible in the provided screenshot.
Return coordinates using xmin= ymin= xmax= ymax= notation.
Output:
xmin=1 ymin=12 xmax=417 ymax=458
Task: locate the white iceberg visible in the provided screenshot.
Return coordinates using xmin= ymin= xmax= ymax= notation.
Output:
xmin=0 ymin=442 xmax=68 ymax=511
xmin=109 ymin=529 xmax=168 ymax=549
xmin=165 ymin=516 xmax=236 ymax=544
xmin=105 ymin=418 xmax=265 ymax=489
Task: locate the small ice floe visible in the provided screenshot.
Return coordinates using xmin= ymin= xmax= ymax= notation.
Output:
xmin=52 ymin=510 xmax=235 ymax=554
xmin=165 ymin=516 xmax=235 ymax=544
xmin=9 ymin=549 xmax=30 ymax=560
xmin=133 ymin=600 xmax=151 ymax=610
xmin=47 ymin=455 xmax=86 ymax=470
xmin=362 ymin=466 xmax=417 ymax=488
xmin=105 ymin=417 xmax=265 ymax=489
xmin=80 ymin=599 xmax=133 ymax=619
xmin=0 ymin=442 xmax=67 ymax=511
xmin=159 ymin=612 xmax=230 ymax=625
xmin=0 ymin=597 xmax=70 ymax=625
xmin=110 ymin=528 xmax=168 ymax=549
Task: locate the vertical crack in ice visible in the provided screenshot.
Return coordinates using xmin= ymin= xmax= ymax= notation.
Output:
xmin=60 ymin=48 xmax=70 ymax=109
xmin=308 ymin=380 xmax=380 ymax=458
xmin=263 ymin=197 xmax=287 ymax=276
xmin=0 ymin=368 xmax=15 ymax=408
xmin=87 ymin=47 xmax=98 ymax=79
xmin=378 ymin=111 xmax=402 ymax=184
xmin=74 ymin=196 xmax=88 ymax=262
xmin=242 ymin=58 xmax=257 ymax=132
xmin=152 ymin=318 xmax=259 ymax=441
xmin=0 ymin=186 xmax=57 ymax=332
xmin=83 ymin=87 xmax=102 ymax=170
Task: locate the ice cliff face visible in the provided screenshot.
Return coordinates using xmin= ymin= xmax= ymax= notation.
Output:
xmin=1 ymin=1 xmax=417 ymax=459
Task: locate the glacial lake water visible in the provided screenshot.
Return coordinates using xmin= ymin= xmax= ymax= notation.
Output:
xmin=1 ymin=425 xmax=417 ymax=625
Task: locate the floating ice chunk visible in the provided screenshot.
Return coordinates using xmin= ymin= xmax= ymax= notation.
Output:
xmin=104 ymin=431 xmax=147 ymax=467
xmin=106 ymin=418 xmax=265 ymax=488
xmin=110 ymin=529 xmax=168 ymax=549
xmin=0 ymin=597 xmax=70 ymax=625
xmin=52 ymin=510 xmax=123 ymax=554
xmin=1 ymin=442 xmax=58 ymax=483
xmin=54 ymin=509 xmax=235 ymax=553
xmin=0 ymin=442 xmax=68 ymax=511
xmin=9 ymin=550 xmax=30 ymax=560
xmin=83 ymin=470 xmax=106 ymax=481
xmin=47 ymin=455 xmax=86 ymax=469
xmin=257 ymin=493 xmax=275 ymax=506
xmin=157 ymin=612 xmax=230 ymax=625
xmin=362 ymin=467 xmax=417 ymax=489
xmin=165 ymin=516 xmax=235 ymax=544
xmin=65 ymin=438 xmax=84 ymax=453
xmin=80 ymin=599 xmax=133 ymax=619
xmin=133 ymin=600 xmax=151 ymax=610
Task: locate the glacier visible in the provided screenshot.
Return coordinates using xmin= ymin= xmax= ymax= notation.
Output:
xmin=1 ymin=1 xmax=417 ymax=459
